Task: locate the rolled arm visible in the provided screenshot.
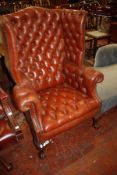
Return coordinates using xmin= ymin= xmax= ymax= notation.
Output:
xmin=64 ymin=63 xmax=104 ymax=99
xmin=13 ymin=80 xmax=43 ymax=132
xmin=82 ymin=66 xmax=104 ymax=98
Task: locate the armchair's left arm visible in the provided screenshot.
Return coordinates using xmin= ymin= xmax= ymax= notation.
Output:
xmin=64 ymin=63 xmax=104 ymax=102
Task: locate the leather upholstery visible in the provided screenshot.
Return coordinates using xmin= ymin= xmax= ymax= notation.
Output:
xmin=0 ymin=7 xmax=86 ymax=90
xmin=0 ymin=7 xmax=104 ymax=144
xmin=1 ymin=7 xmax=66 ymax=91
xmin=61 ymin=10 xmax=85 ymax=65
xmin=36 ymin=86 xmax=99 ymax=132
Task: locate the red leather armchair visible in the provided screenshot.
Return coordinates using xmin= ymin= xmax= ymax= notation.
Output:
xmin=0 ymin=87 xmax=23 ymax=170
xmin=0 ymin=7 xmax=103 ymax=158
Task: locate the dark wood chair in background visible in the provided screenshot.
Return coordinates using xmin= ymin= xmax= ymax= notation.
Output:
xmin=33 ymin=0 xmax=50 ymax=7
xmin=85 ymin=35 xmax=94 ymax=60
xmin=0 ymin=87 xmax=23 ymax=171
xmin=0 ymin=2 xmax=13 ymax=15
xmin=85 ymin=2 xmax=111 ymax=57
xmin=0 ymin=7 xmax=103 ymax=159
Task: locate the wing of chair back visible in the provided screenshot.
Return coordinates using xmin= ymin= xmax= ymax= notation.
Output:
xmin=0 ymin=7 xmax=104 ymax=159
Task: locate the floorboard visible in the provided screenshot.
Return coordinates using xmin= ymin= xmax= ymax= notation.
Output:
xmin=0 ymin=106 xmax=117 ymax=175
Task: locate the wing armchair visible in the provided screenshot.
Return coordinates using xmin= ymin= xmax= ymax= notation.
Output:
xmin=0 ymin=7 xmax=103 ymax=158
xmin=0 ymin=87 xmax=23 ymax=171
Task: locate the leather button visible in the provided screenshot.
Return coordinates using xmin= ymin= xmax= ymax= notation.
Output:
xmin=42 ymin=110 xmax=46 ymax=116
xmin=49 ymin=111 xmax=57 ymax=120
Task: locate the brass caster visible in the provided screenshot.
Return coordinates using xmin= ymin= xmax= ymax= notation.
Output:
xmin=38 ymin=149 xmax=46 ymax=160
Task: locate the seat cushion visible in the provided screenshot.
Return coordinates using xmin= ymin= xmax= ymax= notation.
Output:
xmin=38 ymin=86 xmax=99 ymax=132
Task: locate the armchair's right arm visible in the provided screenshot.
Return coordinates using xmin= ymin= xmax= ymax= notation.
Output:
xmin=63 ymin=63 xmax=104 ymax=102
xmin=13 ymin=80 xmax=43 ymax=132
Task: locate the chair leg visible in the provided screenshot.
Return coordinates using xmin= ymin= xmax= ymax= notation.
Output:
xmin=33 ymin=140 xmax=46 ymax=159
xmin=25 ymin=111 xmax=52 ymax=159
xmin=92 ymin=117 xmax=101 ymax=129
xmin=34 ymin=139 xmax=52 ymax=159
xmin=38 ymin=140 xmax=52 ymax=159
xmin=38 ymin=147 xmax=46 ymax=160
xmin=0 ymin=157 xmax=13 ymax=171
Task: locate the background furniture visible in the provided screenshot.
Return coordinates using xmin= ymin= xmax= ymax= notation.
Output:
xmin=0 ymin=7 xmax=103 ymax=159
xmin=85 ymin=35 xmax=94 ymax=59
xmin=110 ymin=22 xmax=117 ymax=43
xmin=0 ymin=87 xmax=23 ymax=171
xmin=94 ymin=44 xmax=117 ymax=113
xmin=0 ymin=56 xmax=14 ymax=91
xmin=85 ymin=6 xmax=111 ymax=57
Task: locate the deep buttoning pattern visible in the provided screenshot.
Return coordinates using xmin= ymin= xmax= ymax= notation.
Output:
xmin=7 ymin=8 xmax=65 ymax=90
xmin=4 ymin=7 xmax=85 ymax=90
xmin=1 ymin=7 xmax=103 ymax=137
xmin=39 ymin=86 xmax=97 ymax=132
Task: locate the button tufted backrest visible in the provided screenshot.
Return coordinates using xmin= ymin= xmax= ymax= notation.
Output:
xmin=61 ymin=9 xmax=86 ymax=65
xmin=1 ymin=7 xmax=66 ymax=91
xmin=1 ymin=7 xmax=86 ymax=91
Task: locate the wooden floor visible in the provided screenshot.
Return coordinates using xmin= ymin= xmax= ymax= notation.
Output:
xmin=0 ymin=106 xmax=117 ymax=175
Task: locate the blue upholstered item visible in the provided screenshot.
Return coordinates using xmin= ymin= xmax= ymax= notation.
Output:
xmin=94 ymin=44 xmax=117 ymax=113
xmin=94 ymin=44 xmax=117 ymax=67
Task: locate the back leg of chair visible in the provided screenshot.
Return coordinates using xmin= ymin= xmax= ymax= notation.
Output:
xmin=0 ymin=157 xmax=13 ymax=171
xmin=38 ymin=147 xmax=46 ymax=159
xmin=92 ymin=113 xmax=101 ymax=129
xmin=38 ymin=139 xmax=54 ymax=159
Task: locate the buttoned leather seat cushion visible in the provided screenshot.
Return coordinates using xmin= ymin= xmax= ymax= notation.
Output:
xmin=38 ymin=85 xmax=99 ymax=132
